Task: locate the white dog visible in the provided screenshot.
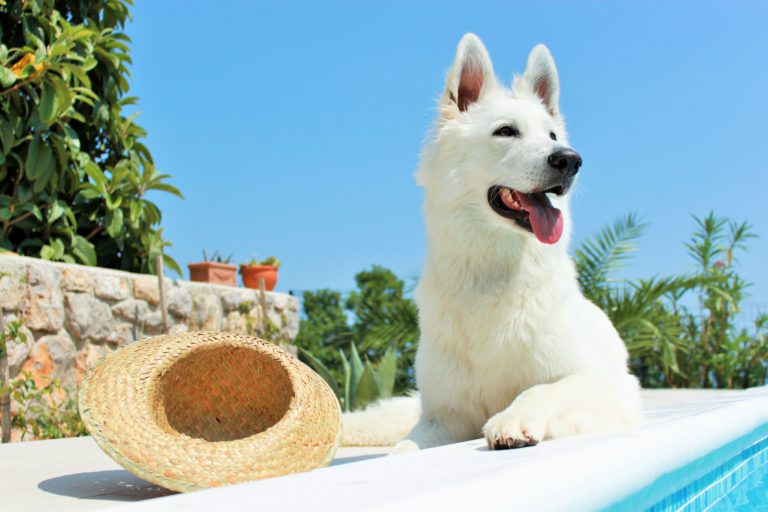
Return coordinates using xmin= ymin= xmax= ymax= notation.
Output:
xmin=342 ymin=34 xmax=640 ymax=451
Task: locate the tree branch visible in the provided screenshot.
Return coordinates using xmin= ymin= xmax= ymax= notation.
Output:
xmin=85 ymin=225 xmax=103 ymax=241
xmin=0 ymin=78 xmax=35 ymax=97
xmin=2 ymin=211 xmax=34 ymax=236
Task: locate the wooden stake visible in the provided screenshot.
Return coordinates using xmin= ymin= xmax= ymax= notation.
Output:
xmin=258 ymin=278 xmax=268 ymax=336
xmin=156 ymin=254 xmax=169 ymax=333
xmin=0 ymin=309 xmax=11 ymax=443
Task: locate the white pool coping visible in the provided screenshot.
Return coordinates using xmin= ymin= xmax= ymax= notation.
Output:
xmin=3 ymin=388 xmax=768 ymax=512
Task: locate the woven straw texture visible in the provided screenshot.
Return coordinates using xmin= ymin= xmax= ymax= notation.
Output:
xmin=78 ymin=332 xmax=342 ymax=493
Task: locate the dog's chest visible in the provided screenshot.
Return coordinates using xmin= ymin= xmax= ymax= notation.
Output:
xmin=417 ymin=285 xmax=576 ymax=417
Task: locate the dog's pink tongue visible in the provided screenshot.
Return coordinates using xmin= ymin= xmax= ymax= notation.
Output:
xmin=516 ymin=192 xmax=564 ymax=244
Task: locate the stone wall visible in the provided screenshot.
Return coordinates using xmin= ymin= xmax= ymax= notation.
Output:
xmin=0 ymin=254 xmax=299 ymax=388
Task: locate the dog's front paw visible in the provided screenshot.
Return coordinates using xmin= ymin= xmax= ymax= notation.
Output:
xmin=482 ymin=409 xmax=547 ymax=450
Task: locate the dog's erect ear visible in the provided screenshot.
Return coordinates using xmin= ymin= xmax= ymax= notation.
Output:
xmin=444 ymin=33 xmax=496 ymax=113
xmin=521 ymin=44 xmax=560 ymax=117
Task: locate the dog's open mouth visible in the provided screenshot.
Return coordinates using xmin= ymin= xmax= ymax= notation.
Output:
xmin=487 ymin=185 xmax=565 ymax=245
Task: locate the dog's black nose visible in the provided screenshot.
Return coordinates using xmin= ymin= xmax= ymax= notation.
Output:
xmin=548 ymin=149 xmax=582 ymax=177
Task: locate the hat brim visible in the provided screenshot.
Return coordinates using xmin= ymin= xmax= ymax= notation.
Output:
xmin=79 ymin=332 xmax=341 ymax=492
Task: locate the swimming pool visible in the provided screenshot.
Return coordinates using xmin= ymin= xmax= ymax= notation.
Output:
xmin=607 ymin=422 xmax=768 ymax=511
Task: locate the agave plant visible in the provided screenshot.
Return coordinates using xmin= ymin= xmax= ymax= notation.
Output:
xmin=300 ymin=343 xmax=397 ymax=412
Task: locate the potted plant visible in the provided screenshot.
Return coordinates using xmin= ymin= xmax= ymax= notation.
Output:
xmin=188 ymin=250 xmax=237 ymax=286
xmin=240 ymin=256 xmax=281 ymax=291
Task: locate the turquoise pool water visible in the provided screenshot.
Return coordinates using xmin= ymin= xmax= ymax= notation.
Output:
xmin=607 ymin=422 xmax=768 ymax=511
xmin=711 ymin=463 xmax=768 ymax=511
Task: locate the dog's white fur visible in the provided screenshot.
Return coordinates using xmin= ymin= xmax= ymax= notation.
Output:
xmin=342 ymin=34 xmax=641 ymax=451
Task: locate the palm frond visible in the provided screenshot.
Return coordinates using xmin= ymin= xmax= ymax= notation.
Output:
xmin=604 ymin=275 xmax=703 ymax=378
xmin=356 ymin=298 xmax=419 ymax=350
xmin=574 ymin=212 xmax=646 ymax=302
xmin=684 ymin=211 xmax=727 ymax=270
xmin=726 ymin=219 xmax=756 ymax=265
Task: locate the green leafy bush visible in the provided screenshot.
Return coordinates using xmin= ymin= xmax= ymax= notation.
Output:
xmin=0 ymin=0 xmax=182 ymax=274
xmin=2 ymin=372 xmax=86 ymax=441
xmin=0 ymin=315 xmax=25 ymax=359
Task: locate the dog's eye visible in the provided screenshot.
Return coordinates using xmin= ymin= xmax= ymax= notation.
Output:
xmin=493 ymin=125 xmax=520 ymax=137
xmin=550 ymin=132 xmax=557 ymax=141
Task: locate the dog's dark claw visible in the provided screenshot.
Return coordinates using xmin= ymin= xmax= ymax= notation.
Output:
xmin=488 ymin=433 xmax=539 ymax=450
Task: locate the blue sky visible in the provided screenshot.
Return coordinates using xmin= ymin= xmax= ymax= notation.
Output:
xmin=126 ymin=1 xmax=767 ymax=310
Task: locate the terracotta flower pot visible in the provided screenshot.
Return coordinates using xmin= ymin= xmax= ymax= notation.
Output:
xmin=240 ymin=265 xmax=279 ymax=291
xmin=188 ymin=262 xmax=238 ymax=286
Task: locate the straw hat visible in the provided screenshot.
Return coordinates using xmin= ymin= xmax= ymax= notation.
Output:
xmin=78 ymin=331 xmax=342 ymax=493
